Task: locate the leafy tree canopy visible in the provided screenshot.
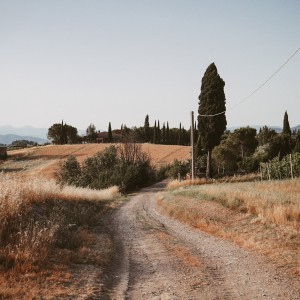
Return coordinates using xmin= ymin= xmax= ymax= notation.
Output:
xmin=48 ymin=122 xmax=79 ymax=144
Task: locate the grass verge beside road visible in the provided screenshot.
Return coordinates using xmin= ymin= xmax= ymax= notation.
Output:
xmin=0 ymin=173 xmax=122 ymax=299
xmin=156 ymin=179 xmax=300 ymax=276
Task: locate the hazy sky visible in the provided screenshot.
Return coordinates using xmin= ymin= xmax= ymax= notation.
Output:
xmin=1 ymin=0 xmax=299 ymax=131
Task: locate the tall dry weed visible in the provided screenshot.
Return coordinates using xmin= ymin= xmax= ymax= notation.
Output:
xmin=0 ymin=173 xmax=120 ymax=272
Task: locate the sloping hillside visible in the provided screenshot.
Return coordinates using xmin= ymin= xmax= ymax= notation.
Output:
xmin=2 ymin=143 xmax=190 ymax=178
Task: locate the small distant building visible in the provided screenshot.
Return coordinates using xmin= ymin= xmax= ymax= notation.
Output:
xmin=0 ymin=145 xmax=7 ymax=160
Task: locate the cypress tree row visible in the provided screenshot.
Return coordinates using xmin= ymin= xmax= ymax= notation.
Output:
xmin=198 ymin=63 xmax=227 ymax=178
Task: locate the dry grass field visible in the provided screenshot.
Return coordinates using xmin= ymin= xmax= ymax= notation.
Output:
xmin=0 ymin=143 xmax=190 ymax=298
xmin=157 ymin=179 xmax=300 ymax=276
xmin=4 ymin=143 xmax=300 ymax=295
xmin=2 ymin=143 xmax=190 ymax=179
xmin=0 ymin=172 xmax=121 ymax=298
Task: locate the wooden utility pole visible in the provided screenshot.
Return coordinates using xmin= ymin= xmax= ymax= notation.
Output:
xmin=190 ymin=111 xmax=195 ymax=180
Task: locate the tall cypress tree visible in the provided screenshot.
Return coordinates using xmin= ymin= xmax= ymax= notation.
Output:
xmin=60 ymin=120 xmax=64 ymax=145
xmin=144 ymin=114 xmax=150 ymax=142
xmin=157 ymin=120 xmax=161 ymax=144
xmin=153 ymin=120 xmax=157 ymax=144
xmin=108 ymin=122 xmax=112 ymax=142
xmin=166 ymin=122 xmax=170 ymax=145
xmin=282 ymin=111 xmax=291 ymax=137
xmin=178 ymin=123 xmax=182 ymax=145
xmin=162 ymin=123 xmax=166 ymax=144
xmin=280 ymin=111 xmax=292 ymax=158
xmin=198 ymin=63 xmax=227 ymax=178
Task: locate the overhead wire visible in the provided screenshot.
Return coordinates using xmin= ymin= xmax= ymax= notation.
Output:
xmin=199 ymin=47 xmax=300 ymax=117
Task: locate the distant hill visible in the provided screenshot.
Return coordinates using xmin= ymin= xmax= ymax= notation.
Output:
xmin=0 ymin=125 xmax=85 ymax=139
xmin=0 ymin=134 xmax=48 ymax=145
xmin=0 ymin=125 xmax=48 ymax=139
xmin=292 ymin=125 xmax=300 ymax=132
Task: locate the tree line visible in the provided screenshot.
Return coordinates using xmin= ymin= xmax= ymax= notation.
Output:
xmin=48 ymin=62 xmax=299 ymax=179
xmin=47 ymin=118 xmax=192 ymax=146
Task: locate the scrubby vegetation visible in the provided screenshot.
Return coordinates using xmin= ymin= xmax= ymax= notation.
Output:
xmin=58 ymin=143 xmax=156 ymax=193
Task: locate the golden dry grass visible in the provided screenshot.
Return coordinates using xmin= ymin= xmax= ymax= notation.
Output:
xmin=170 ymin=179 xmax=300 ymax=226
xmin=167 ymin=173 xmax=261 ymax=190
xmin=0 ymin=173 xmax=121 ymax=299
xmin=157 ymin=179 xmax=300 ymax=275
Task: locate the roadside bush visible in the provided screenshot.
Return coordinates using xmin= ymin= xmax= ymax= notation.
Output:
xmin=58 ymin=155 xmax=81 ymax=186
xmin=155 ymin=164 xmax=171 ymax=181
xmin=58 ymin=143 xmax=155 ymax=193
xmin=166 ymin=159 xmax=190 ymax=179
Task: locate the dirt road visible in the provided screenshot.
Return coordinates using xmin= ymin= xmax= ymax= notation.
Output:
xmin=102 ymin=182 xmax=300 ymax=299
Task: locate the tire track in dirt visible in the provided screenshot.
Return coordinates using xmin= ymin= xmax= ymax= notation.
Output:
xmin=102 ymin=182 xmax=300 ymax=299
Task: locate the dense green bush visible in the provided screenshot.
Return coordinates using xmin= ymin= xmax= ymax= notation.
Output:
xmin=165 ymin=159 xmax=190 ymax=179
xmin=58 ymin=155 xmax=81 ymax=186
xmin=58 ymin=144 xmax=155 ymax=193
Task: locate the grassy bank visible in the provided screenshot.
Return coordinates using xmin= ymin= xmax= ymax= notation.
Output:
xmin=156 ymin=179 xmax=300 ymax=275
xmin=0 ymin=173 xmax=121 ymax=299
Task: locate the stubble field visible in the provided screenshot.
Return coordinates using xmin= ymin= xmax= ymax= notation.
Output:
xmin=2 ymin=143 xmax=190 ymax=179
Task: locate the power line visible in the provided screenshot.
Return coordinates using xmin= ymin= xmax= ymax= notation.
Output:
xmin=199 ymin=47 xmax=300 ymax=117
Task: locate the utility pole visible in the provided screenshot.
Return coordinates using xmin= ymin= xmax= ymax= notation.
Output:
xmin=190 ymin=111 xmax=195 ymax=179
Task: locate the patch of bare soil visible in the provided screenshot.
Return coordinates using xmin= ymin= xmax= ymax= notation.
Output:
xmin=101 ymin=182 xmax=300 ymax=299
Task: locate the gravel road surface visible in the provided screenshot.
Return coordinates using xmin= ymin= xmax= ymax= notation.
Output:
xmin=102 ymin=182 xmax=300 ymax=299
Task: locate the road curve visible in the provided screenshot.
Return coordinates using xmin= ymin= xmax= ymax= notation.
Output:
xmin=103 ymin=182 xmax=300 ymax=300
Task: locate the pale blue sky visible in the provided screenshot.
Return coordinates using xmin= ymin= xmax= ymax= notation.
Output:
xmin=0 ymin=0 xmax=299 ymax=131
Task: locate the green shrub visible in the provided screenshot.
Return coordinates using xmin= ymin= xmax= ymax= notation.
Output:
xmin=166 ymin=159 xmax=190 ymax=179
xmin=58 ymin=144 xmax=155 ymax=193
xmin=58 ymin=155 xmax=81 ymax=186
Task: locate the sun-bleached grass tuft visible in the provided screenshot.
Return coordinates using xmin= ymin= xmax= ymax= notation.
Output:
xmin=0 ymin=173 xmax=119 ymax=208
xmin=167 ymin=178 xmax=212 ymax=189
xmin=59 ymin=184 xmax=120 ymax=201
xmin=167 ymin=173 xmax=261 ymax=190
